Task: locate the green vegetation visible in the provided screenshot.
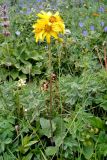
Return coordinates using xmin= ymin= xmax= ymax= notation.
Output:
xmin=0 ymin=0 xmax=107 ymax=159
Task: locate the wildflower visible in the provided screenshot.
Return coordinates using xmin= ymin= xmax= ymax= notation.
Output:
xmin=39 ymin=5 xmax=43 ymax=9
xmin=17 ymin=79 xmax=26 ymax=87
xmin=90 ymin=25 xmax=95 ymax=31
xmin=104 ymin=26 xmax=107 ymax=32
xmin=65 ymin=29 xmax=71 ymax=35
xmin=26 ymin=8 xmax=31 ymax=15
xmin=2 ymin=4 xmax=7 ymax=16
xmin=1 ymin=21 xmax=10 ymax=27
xmin=41 ymin=81 xmax=49 ymax=91
xmin=24 ymin=109 xmax=28 ymax=112
xmin=1 ymin=16 xmax=8 ymax=21
xmin=1 ymin=4 xmax=10 ymax=37
xmin=51 ymin=73 xmax=57 ymax=81
xmin=32 ymin=11 xmax=65 ymax=43
xmin=82 ymin=30 xmax=88 ymax=36
xmin=15 ymin=31 xmax=21 ymax=36
xmin=100 ymin=21 xmax=104 ymax=27
xmin=3 ymin=30 xmax=11 ymax=36
xmin=79 ymin=22 xmax=84 ymax=28
xmin=98 ymin=6 xmax=104 ymax=13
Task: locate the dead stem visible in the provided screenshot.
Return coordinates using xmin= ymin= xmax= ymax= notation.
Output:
xmin=104 ymin=47 xmax=107 ymax=71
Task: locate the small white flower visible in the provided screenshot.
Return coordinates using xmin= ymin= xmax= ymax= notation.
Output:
xmin=66 ymin=6 xmax=69 ymax=9
xmin=15 ymin=31 xmax=20 ymax=36
xmin=105 ymin=121 xmax=107 ymax=125
xmin=24 ymin=109 xmax=28 ymax=112
xmin=65 ymin=29 xmax=71 ymax=35
xmin=17 ymin=79 xmax=26 ymax=87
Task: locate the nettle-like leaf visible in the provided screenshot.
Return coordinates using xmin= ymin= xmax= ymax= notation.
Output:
xmin=83 ymin=145 xmax=94 ymax=159
xmin=45 ymin=146 xmax=58 ymax=156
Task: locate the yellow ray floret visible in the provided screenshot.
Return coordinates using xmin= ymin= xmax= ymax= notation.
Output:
xmin=32 ymin=11 xmax=65 ymax=43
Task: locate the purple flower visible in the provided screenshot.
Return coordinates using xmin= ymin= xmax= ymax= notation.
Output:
xmin=26 ymin=8 xmax=31 ymax=15
xmin=82 ymin=30 xmax=88 ymax=36
xmin=79 ymin=22 xmax=84 ymax=28
xmin=39 ymin=5 xmax=43 ymax=9
xmin=90 ymin=25 xmax=95 ymax=31
xmin=98 ymin=6 xmax=104 ymax=13
xmin=104 ymin=26 xmax=107 ymax=32
xmin=37 ymin=0 xmax=41 ymax=2
xmin=100 ymin=21 xmax=104 ymax=27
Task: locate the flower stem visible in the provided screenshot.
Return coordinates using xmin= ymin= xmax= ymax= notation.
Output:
xmin=48 ymin=44 xmax=53 ymax=141
xmin=58 ymin=45 xmax=63 ymax=159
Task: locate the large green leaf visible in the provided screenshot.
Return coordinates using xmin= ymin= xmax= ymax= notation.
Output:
xmin=40 ymin=118 xmax=56 ymax=138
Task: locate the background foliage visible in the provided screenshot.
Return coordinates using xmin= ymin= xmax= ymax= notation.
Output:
xmin=0 ymin=0 xmax=107 ymax=159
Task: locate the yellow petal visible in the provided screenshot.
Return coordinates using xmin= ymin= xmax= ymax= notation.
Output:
xmin=51 ymin=31 xmax=58 ymax=39
xmin=54 ymin=11 xmax=59 ymax=16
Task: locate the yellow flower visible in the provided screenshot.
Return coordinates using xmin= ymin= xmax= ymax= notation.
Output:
xmin=32 ymin=11 xmax=65 ymax=43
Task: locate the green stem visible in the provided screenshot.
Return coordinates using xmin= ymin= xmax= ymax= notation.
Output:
xmin=58 ymin=47 xmax=63 ymax=159
xmin=48 ymin=44 xmax=53 ymax=141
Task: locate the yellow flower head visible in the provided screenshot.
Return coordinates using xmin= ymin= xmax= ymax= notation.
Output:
xmin=33 ymin=11 xmax=65 ymax=44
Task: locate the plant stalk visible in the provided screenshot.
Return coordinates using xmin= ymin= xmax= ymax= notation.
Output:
xmin=48 ymin=44 xmax=53 ymax=141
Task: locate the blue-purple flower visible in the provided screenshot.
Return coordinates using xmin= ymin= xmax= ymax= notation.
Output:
xmin=79 ymin=22 xmax=84 ymax=28
xmin=26 ymin=8 xmax=31 ymax=15
xmin=90 ymin=25 xmax=95 ymax=31
xmin=100 ymin=21 xmax=104 ymax=27
xmin=37 ymin=0 xmax=41 ymax=2
xmin=82 ymin=30 xmax=88 ymax=36
xmin=104 ymin=26 xmax=107 ymax=32
xmin=98 ymin=6 xmax=104 ymax=13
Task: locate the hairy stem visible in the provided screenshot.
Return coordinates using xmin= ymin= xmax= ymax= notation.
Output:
xmin=48 ymin=44 xmax=53 ymax=140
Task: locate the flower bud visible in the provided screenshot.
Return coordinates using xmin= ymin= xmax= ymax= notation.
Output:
xmin=2 ymin=21 xmax=10 ymax=27
xmin=51 ymin=73 xmax=57 ymax=81
xmin=1 ymin=16 xmax=8 ymax=21
xmin=41 ymin=81 xmax=49 ymax=91
xmin=86 ymin=134 xmax=90 ymax=139
xmin=15 ymin=125 xmax=19 ymax=135
xmin=3 ymin=30 xmax=11 ymax=36
xmin=94 ymin=128 xmax=99 ymax=134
